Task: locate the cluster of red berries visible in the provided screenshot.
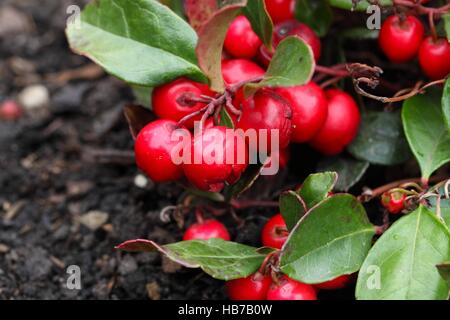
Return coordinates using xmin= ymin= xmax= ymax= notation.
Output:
xmin=134 ymin=0 xmax=362 ymax=194
xmin=379 ymin=14 xmax=450 ymax=80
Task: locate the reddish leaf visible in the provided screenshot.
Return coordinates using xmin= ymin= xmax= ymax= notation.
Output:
xmin=123 ymin=104 xmax=155 ymax=139
xmin=184 ymin=0 xmax=219 ymax=32
xmin=196 ymin=4 xmax=244 ymax=92
xmin=115 ymin=239 xmax=158 ymax=252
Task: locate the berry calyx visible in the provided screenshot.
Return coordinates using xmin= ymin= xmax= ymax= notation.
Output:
xmin=261 ymin=213 xmax=288 ymax=249
xmin=0 ymin=100 xmax=23 ymax=121
xmin=309 ymin=89 xmax=361 ymax=156
xmin=378 ymin=15 xmax=424 ymax=63
xmin=237 ymin=89 xmax=292 ymax=154
xmin=134 ymin=119 xmax=189 ymax=182
xmin=266 ymin=276 xmax=317 ymax=300
xmin=182 ymin=126 xmax=248 ymax=192
xmin=275 ymin=82 xmax=328 ymax=143
xmin=264 ymin=0 xmax=295 ymax=24
xmin=224 ymin=16 xmax=262 ymax=59
xmin=226 ymin=272 xmax=272 ymax=300
xmin=152 ymin=78 xmax=213 ymax=128
xmin=314 ymin=274 xmax=352 ymax=290
xmin=381 ymin=191 xmax=406 ymax=214
xmin=418 ymin=36 xmax=450 ymax=80
xmin=259 ymin=20 xmax=321 ymax=66
xmin=183 ymin=219 xmax=230 ymax=241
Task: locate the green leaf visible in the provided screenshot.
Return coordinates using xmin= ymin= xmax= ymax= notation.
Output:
xmin=427 ymin=185 xmax=450 ymax=229
xmin=280 ymin=194 xmax=375 ymax=283
xmin=329 ymin=0 xmax=392 ymax=11
xmin=244 ymin=36 xmax=315 ymax=95
xmin=339 ymin=27 xmax=379 ymax=40
xmin=295 ymin=0 xmax=333 ymax=37
xmin=131 ymin=85 xmax=152 ymax=109
xmin=348 ymin=111 xmax=411 ymax=165
xmin=66 ymin=0 xmax=206 ymax=87
xmin=219 ymin=108 xmax=235 ymax=128
xmin=443 ymin=77 xmax=450 ymax=133
xmin=116 ymin=238 xmax=266 ymax=280
xmin=356 ymin=206 xmax=450 ymax=300
xmin=196 ymin=4 xmax=243 ymax=92
xmin=224 ymin=160 xmax=268 ymax=200
xmin=437 ymin=262 xmax=450 ymax=288
xmin=243 ymin=0 xmax=273 ymax=49
xmin=279 ymin=172 xmax=338 ymax=231
xmin=444 ymin=13 xmax=450 ymax=41
xmin=402 ymin=89 xmax=450 ymax=180
xmin=317 ymin=156 xmax=369 ymax=192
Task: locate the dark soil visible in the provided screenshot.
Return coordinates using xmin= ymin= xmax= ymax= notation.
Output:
xmin=0 ymin=0 xmax=433 ymax=300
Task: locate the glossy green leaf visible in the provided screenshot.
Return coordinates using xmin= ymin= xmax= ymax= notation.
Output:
xmin=116 ymin=238 xmax=265 ymax=280
xmin=339 ymin=27 xmax=379 ymax=40
xmin=132 ymin=85 xmax=152 ymax=109
xmin=348 ymin=111 xmax=411 ymax=165
xmin=295 ymin=0 xmax=333 ymax=37
xmin=244 ymin=36 xmax=315 ymax=95
xmin=356 ymin=206 xmax=450 ymax=300
xmin=427 ymin=185 xmax=450 ymax=228
xmin=317 ymin=156 xmax=369 ymax=191
xmin=329 ymin=0 xmax=392 ymax=11
xmin=443 ymin=77 xmax=450 ymax=133
xmin=279 ymin=172 xmax=338 ymax=230
xmin=66 ymin=0 xmax=206 ymax=87
xmin=444 ymin=13 xmax=450 ymax=41
xmin=243 ymin=0 xmax=273 ymax=49
xmin=219 ymin=108 xmax=235 ymax=128
xmin=402 ymin=90 xmax=450 ymax=180
xmin=224 ymin=159 xmax=268 ymax=200
xmin=196 ymin=4 xmax=243 ymax=92
xmin=280 ymin=194 xmax=375 ymax=283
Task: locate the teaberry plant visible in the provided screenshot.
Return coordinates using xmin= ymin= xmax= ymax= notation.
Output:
xmin=66 ymin=0 xmax=450 ymax=300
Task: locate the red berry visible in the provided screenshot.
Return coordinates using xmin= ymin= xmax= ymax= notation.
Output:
xmin=183 ymin=219 xmax=230 ymax=241
xmin=266 ymin=276 xmax=317 ymax=300
xmin=0 ymin=100 xmax=23 ymax=121
xmin=275 ymin=82 xmax=328 ymax=143
xmin=152 ymin=78 xmax=213 ymax=129
xmin=258 ymin=20 xmax=321 ymax=66
xmin=381 ymin=191 xmax=406 ymax=214
xmin=378 ymin=15 xmax=424 ymax=63
xmin=264 ymin=0 xmax=295 ymax=24
xmin=314 ymin=274 xmax=351 ymax=290
xmin=135 ymin=119 xmax=190 ymax=182
xmin=418 ymin=36 xmax=450 ymax=80
xmin=237 ymin=89 xmax=292 ymax=154
xmin=222 ymin=59 xmax=265 ymax=86
xmin=226 ymin=273 xmax=272 ymax=300
xmin=261 ymin=213 xmax=288 ymax=249
xmin=182 ymin=126 xmax=248 ymax=192
xmin=224 ymin=16 xmax=262 ymax=59
xmin=309 ymin=89 xmax=360 ymax=156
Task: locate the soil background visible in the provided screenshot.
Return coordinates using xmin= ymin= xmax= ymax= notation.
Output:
xmin=0 ymin=0 xmax=426 ymax=300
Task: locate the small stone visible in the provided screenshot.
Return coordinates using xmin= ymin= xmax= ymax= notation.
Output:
xmin=0 ymin=6 xmax=33 ymax=37
xmin=0 ymin=243 xmax=10 ymax=253
xmin=118 ymin=255 xmax=138 ymax=275
xmin=17 ymin=84 xmax=49 ymax=111
xmin=134 ymin=174 xmax=148 ymax=188
xmin=146 ymin=281 xmax=161 ymax=300
xmin=79 ymin=211 xmax=109 ymax=231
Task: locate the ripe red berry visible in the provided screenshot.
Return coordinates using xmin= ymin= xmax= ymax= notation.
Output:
xmin=275 ymin=82 xmax=328 ymax=143
xmin=418 ymin=36 xmax=450 ymax=80
xmin=182 ymin=126 xmax=248 ymax=192
xmin=135 ymin=119 xmax=189 ymax=182
xmin=266 ymin=276 xmax=317 ymax=300
xmin=237 ymin=89 xmax=292 ymax=154
xmin=258 ymin=20 xmax=321 ymax=66
xmin=309 ymin=89 xmax=360 ymax=156
xmin=222 ymin=59 xmax=265 ymax=86
xmin=378 ymin=15 xmax=424 ymax=63
xmin=224 ymin=16 xmax=262 ymax=59
xmin=0 ymin=100 xmax=23 ymax=121
xmin=314 ymin=274 xmax=351 ymax=290
xmin=381 ymin=191 xmax=406 ymax=214
xmin=264 ymin=0 xmax=295 ymax=24
xmin=183 ymin=219 xmax=230 ymax=241
xmin=226 ymin=272 xmax=272 ymax=300
xmin=152 ymin=78 xmax=213 ymax=128
xmin=261 ymin=213 xmax=288 ymax=249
